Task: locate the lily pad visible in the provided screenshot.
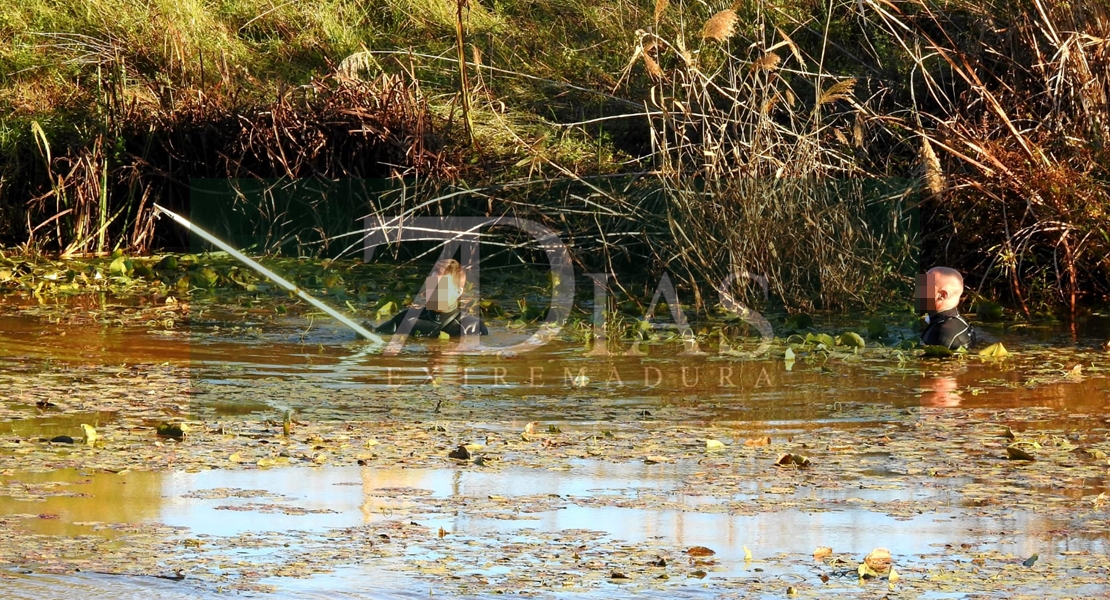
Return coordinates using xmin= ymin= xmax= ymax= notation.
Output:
xmin=686 ymin=546 xmax=716 ymax=557
xmin=923 ymin=345 xmax=954 ymax=358
xmin=775 ymin=453 xmax=810 ymax=468
xmin=1006 ymin=445 xmax=1036 ymax=461
xmin=805 ymin=333 xmax=836 ymax=348
xmin=837 ymin=332 xmax=866 ymax=348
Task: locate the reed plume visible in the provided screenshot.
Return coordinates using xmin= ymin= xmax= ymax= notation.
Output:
xmin=701 ymin=10 xmax=737 ymax=43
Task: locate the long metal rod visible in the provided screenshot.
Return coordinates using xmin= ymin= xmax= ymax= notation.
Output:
xmin=153 ymin=203 xmax=384 ymax=344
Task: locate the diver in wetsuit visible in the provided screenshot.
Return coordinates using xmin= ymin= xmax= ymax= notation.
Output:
xmin=916 ymin=266 xmax=975 ymax=350
xmin=374 ymin=258 xmax=488 ymax=337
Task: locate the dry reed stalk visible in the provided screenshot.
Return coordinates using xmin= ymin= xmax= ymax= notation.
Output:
xmin=701 ymin=10 xmax=738 ymax=43
xmin=642 ymin=42 xmax=664 ymax=81
xmin=640 ymin=1 xmax=912 ymax=309
xmin=817 ymin=78 xmax=856 ymax=105
xmin=919 ymin=136 xmax=945 ymax=199
xmin=752 ymin=52 xmax=780 ymax=72
xmin=852 ymin=113 xmax=866 ymax=148
xmin=653 ymin=0 xmax=668 ymax=25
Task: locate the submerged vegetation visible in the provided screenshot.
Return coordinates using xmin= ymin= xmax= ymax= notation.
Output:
xmin=0 ymin=0 xmax=1108 ymax=311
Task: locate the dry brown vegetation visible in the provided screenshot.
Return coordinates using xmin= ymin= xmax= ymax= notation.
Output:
xmin=870 ymin=0 xmax=1110 ymax=312
xmin=2 ymin=0 xmax=1109 ymax=310
xmin=16 ymin=70 xmax=452 ymax=256
xmin=617 ymin=0 xmax=1110 ymax=310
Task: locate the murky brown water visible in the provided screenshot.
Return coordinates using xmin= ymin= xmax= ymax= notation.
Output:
xmin=3 ymin=294 xmax=1110 ymax=598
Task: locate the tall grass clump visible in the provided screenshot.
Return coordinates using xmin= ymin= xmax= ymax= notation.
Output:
xmin=866 ymin=0 xmax=1110 ymax=312
xmin=625 ymin=1 xmax=918 ymax=310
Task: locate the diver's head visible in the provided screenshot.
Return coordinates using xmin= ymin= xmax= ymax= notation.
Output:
xmin=425 ymin=258 xmax=465 ymax=313
xmin=916 ymin=267 xmax=964 ymax=314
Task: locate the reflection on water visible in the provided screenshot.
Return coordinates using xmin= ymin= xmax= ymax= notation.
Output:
xmin=0 ymin=469 xmax=163 ymax=537
xmin=2 ymin=461 xmax=1104 ymax=596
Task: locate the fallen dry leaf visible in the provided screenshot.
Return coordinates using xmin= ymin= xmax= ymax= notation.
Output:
xmin=686 ymin=546 xmax=716 ymax=557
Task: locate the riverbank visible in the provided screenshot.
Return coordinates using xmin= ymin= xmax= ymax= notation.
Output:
xmin=4 ymin=1 xmax=1109 ymax=309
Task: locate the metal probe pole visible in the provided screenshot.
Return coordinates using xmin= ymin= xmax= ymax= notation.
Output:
xmin=153 ymin=203 xmax=384 ymax=344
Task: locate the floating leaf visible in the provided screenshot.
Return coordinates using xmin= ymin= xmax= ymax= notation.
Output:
xmin=743 ymin=545 xmax=752 ymax=561
xmin=1006 ymin=445 xmax=1036 ymax=461
xmin=1079 ymin=448 xmax=1108 ymax=460
xmin=109 ymin=255 xmax=129 ymax=276
xmin=837 ymin=332 xmax=866 ymax=348
xmin=373 ymin=301 xmax=397 ymax=321
xmin=784 ymin=347 xmax=795 ymax=361
xmin=448 ymin=445 xmax=471 ymax=460
xmin=157 ymin=423 xmax=188 ymax=440
xmin=744 ymin=436 xmax=771 ymax=447
xmin=80 ymin=423 xmax=98 ymax=446
xmin=805 ymin=332 xmax=836 ymax=348
xmin=814 ymin=546 xmax=833 ymax=560
xmin=978 ymin=342 xmax=1010 ymax=358
xmin=775 ymin=453 xmax=810 ymax=467
xmin=705 ymin=439 xmax=726 ymax=451
xmin=923 ymin=345 xmax=954 ymax=358
xmin=859 ymin=547 xmax=893 ymax=578
xmin=686 ymin=546 xmax=716 ymax=557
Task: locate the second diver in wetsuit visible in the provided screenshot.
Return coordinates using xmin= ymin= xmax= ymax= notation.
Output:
xmin=374 ymin=258 xmax=488 ymax=337
xmin=916 ymin=266 xmax=976 ymax=350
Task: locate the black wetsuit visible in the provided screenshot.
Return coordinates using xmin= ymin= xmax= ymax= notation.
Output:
xmin=374 ymin=306 xmax=488 ymax=337
xmin=921 ymin=308 xmax=975 ymax=350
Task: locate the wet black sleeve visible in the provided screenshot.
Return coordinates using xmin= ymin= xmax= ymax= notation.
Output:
xmin=374 ymin=309 xmax=441 ymax=336
xmin=374 ymin=311 xmax=407 ymax=335
xmin=436 ymin=314 xmax=488 ymax=337
xmin=922 ymin=317 xmax=975 ymax=350
xmin=375 ymin=309 xmax=485 ymax=337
